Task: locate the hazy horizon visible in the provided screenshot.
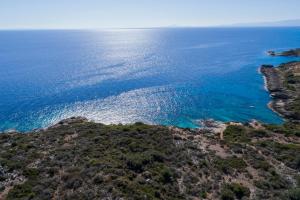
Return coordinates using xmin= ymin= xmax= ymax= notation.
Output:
xmin=1 ymin=20 xmax=300 ymax=31
xmin=1 ymin=0 xmax=300 ymax=29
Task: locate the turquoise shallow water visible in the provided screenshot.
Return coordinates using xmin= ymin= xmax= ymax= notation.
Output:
xmin=0 ymin=28 xmax=300 ymax=131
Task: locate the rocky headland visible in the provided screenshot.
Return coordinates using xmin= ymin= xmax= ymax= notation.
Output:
xmin=268 ymin=48 xmax=300 ymax=57
xmin=260 ymin=61 xmax=300 ymax=121
xmin=0 ymin=50 xmax=300 ymax=200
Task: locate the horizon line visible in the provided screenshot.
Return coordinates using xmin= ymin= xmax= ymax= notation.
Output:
xmin=0 ymin=25 xmax=300 ymax=31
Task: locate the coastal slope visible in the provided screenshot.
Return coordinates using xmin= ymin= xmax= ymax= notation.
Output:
xmin=0 ymin=119 xmax=300 ymax=200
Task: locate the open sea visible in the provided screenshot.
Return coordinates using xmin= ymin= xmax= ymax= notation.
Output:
xmin=1 ymin=28 xmax=300 ymax=132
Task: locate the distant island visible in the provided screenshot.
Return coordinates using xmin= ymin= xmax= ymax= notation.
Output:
xmin=0 ymin=49 xmax=300 ymax=200
xmin=229 ymin=19 xmax=300 ymax=27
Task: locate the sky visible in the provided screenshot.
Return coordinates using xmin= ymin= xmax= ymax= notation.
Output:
xmin=1 ymin=0 xmax=300 ymax=29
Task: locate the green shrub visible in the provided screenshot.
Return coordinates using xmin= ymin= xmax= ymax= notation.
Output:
xmin=254 ymin=171 xmax=289 ymax=190
xmin=64 ymin=177 xmax=83 ymax=189
xmin=284 ymin=188 xmax=300 ymax=200
xmin=160 ymin=167 xmax=173 ymax=184
xmin=93 ymin=175 xmax=104 ymax=184
xmin=224 ymin=125 xmax=250 ymax=143
xmin=221 ymin=187 xmax=235 ymax=200
xmin=214 ymin=157 xmax=247 ymax=174
xmin=257 ymin=141 xmax=300 ymax=170
xmin=264 ymin=123 xmax=300 ymax=136
xmin=0 ymin=159 xmax=23 ymax=172
xmin=126 ymin=153 xmax=151 ymax=172
xmin=221 ymin=183 xmax=250 ymax=200
xmin=229 ymin=183 xmax=250 ymax=199
xmin=7 ymin=182 xmax=36 ymax=199
xmin=0 ymin=185 xmax=5 ymax=192
xmin=23 ymin=168 xmax=39 ymax=179
xmin=200 ymin=191 xmax=207 ymax=198
xmin=252 ymin=160 xmax=271 ymax=171
xmin=250 ymin=129 xmax=269 ymax=138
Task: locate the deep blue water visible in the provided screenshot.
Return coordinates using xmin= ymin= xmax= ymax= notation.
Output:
xmin=1 ymin=28 xmax=300 ymax=132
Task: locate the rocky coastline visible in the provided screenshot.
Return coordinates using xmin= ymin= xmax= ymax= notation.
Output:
xmin=260 ymin=61 xmax=300 ymax=122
